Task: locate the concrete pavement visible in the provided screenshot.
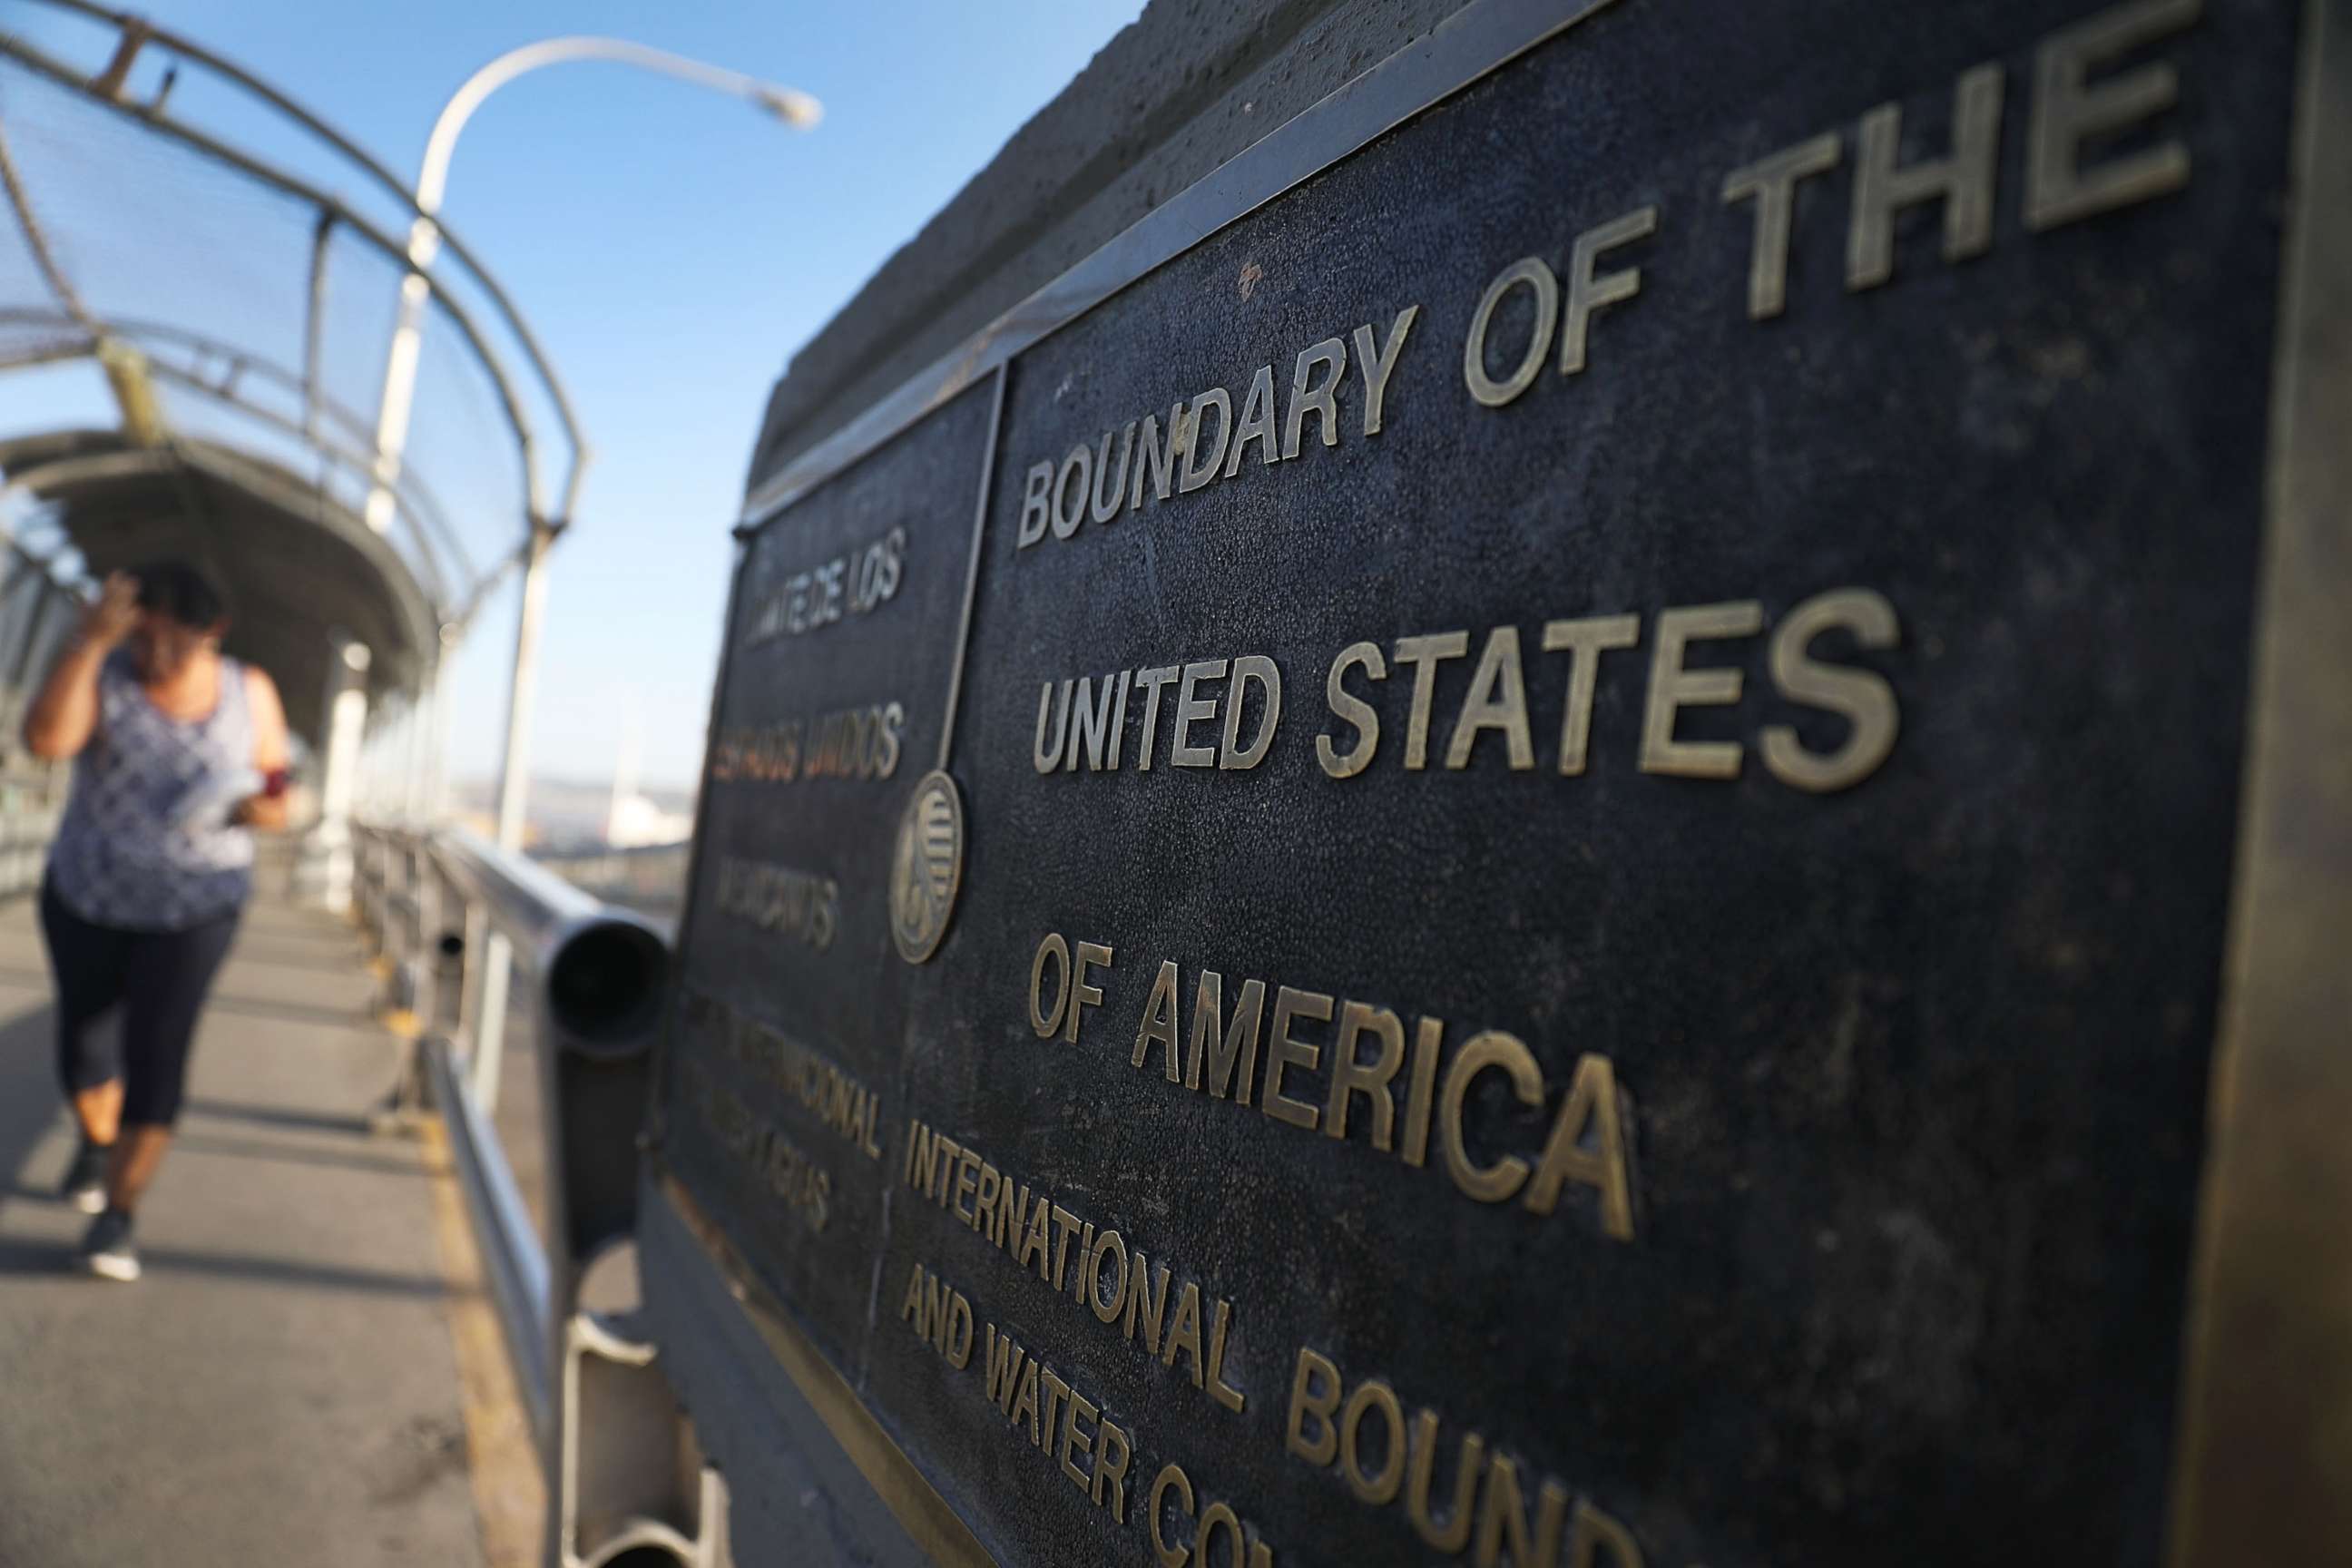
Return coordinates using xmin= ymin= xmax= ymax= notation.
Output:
xmin=0 ymin=871 xmax=496 ymax=1568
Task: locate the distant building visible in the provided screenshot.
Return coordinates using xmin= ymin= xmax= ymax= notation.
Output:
xmin=605 ymin=791 xmax=693 ymax=848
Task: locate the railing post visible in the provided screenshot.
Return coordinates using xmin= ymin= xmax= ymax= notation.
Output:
xmin=469 ymin=518 xmax=555 ymax=1113
xmin=297 ymin=635 xmax=371 ymax=912
xmin=408 ymin=828 xmax=722 ymax=1566
xmin=405 ymin=670 xmax=440 ymax=826
xmin=461 ymin=902 xmax=505 ymax=1108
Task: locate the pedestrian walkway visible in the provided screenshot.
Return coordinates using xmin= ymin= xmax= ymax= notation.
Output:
xmin=0 ymin=869 xmax=505 ymax=1568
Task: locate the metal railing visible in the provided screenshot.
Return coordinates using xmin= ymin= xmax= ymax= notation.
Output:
xmin=352 ymin=821 xmax=728 ymax=1568
xmin=1 ymin=2 xmax=597 ymax=844
xmin=0 ymin=536 xmax=93 ymax=888
xmin=3 ymin=0 xmax=591 ymax=577
xmin=529 ymin=839 xmax=693 ymax=919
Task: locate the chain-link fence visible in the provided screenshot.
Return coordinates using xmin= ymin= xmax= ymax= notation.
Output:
xmin=0 ymin=537 xmax=89 ymax=896
xmin=0 ymin=0 xmax=584 ymax=632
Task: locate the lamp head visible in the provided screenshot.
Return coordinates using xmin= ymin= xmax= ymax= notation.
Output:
xmin=752 ymin=86 xmax=823 ymax=127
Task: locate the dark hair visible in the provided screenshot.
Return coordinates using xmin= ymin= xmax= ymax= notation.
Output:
xmin=132 ymin=560 xmax=231 ymax=630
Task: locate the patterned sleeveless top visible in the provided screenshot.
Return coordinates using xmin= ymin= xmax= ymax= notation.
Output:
xmin=48 ymin=651 xmax=256 ymax=931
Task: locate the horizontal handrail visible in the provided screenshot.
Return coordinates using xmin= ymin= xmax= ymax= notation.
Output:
xmin=424 ymin=1033 xmax=554 ymax=1451
xmin=428 ymin=825 xmax=611 ymax=950
xmin=427 ymin=827 xmax=671 ymax=1054
xmin=354 ymin=819 xmax=678 ymax=1485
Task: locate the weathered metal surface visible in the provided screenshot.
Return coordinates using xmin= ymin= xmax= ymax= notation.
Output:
xmin=643 ymin=2 xmax=2347 ymax=1564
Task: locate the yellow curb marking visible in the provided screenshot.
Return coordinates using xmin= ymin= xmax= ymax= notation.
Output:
xmin=419 ymin=1116 xmax=545 ymax=1568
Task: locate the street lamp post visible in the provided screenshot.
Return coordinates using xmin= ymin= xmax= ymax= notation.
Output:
xmin=364 ymin=37 xmax=820 ymax=557
xmin=367 ymin=37 xmax=819 ymax=1108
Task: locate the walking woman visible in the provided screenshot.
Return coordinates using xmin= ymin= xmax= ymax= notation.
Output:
xmin=24 ymin=563 xmax=289 ymax=1280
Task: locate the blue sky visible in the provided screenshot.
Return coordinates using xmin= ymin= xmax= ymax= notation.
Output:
xmin=5 ymin=0 xmax=1142 ymax=791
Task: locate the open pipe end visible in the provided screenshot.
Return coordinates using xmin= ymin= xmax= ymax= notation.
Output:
xmin=546 ymin=919 xmax=669 ymax=1054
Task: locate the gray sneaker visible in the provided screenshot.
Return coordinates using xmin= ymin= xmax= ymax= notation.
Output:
xmin=59 ymin=1139 xmax=110 ymax=1215
xmin=77 ymin=1208 xmax=139 ymax=1282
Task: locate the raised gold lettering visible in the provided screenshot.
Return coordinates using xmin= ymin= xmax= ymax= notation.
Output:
xmin=1406 ymin=1410 xmax=1485 ymax=1554
xmin=1206 ymin=1297 xmax=1245 ymax=1414
xmin=1286 ymin=1347 xmax=1341 ymax=1465
xmin=1087 ymin=1230 xmax=1130 ymax=1323
xmin=1848 ymin=63 xmax=2004 ymax=290
xmin=1446 ymin=625 xmax=1534 ymax=770
xmin=1439 ymin=1031 xmax=1542 ymax=1204
xmin=1092 ymin=423 xmax=1136 ymax=524
xmin=1133 ymin=664 xmax=1181 ymax=770
xmin=1039 ymin=1368 xmax=1070 ymax=1458
xmin=1135 ymin=959 xmax=1183 ymax=1080
xmin=1542 ymin=613 xmax=1641 ymax=775
xmin=1340 ymin=1377 xmax=1407 ymax=1505
xmin=1263 ymin=986 xmax=1333 ymax=1131
xmin=1171 ymin=660 xmax=1229 ymax=768
xmin=1012 ymin=1356 xmax=1042 ymax=1445
xmin=984 ymin=1324 xmax=1024 ymax=1411
xmin=1052 ymin=1206 xmax=1083 ymax=1290
xmin=1394 ymin=632 xmax=1471 ymax=770
xmin=1318 ymin=640 xmax=1385 ymax=779
xmin=1220 ymin=655 xmax=1282 ymax=770
xmin=1059 ymin=1387 xmax=1097 ymax=1490
xmin=1721 ymin=132 xmax=1842 ymax=320
xmin=1191 ymin=970 xmax=1267 ymax=1102
xmin=1067 ymin=940 xmax=1112 ymax=1045
xmin=1401 ymin=1016 xmax=1444 ymax=1168
xmin=1034 ymin=680 xmax=1073 ymax=773
xmin=1284 ymin=337 xmax=1347 ymax=458
xmin=1152 ymin=1463 xmax=1195 ymax=1568
xmin=1064 ymin=673 xmax=1119 ymax=771
xmin=1163 ymin=1281 xmax=1206 ymax=1388
xmin=1179 ymin=389 xmax=1232 ymax=493
xmin=1639 ymin=601 xmax=1764 ymax=779
xmin=1761 ymin=586 xmax=1901 ymax=792
xmin=1126 ymin=1254 xmax=1171 ymax=1354
xmin=1053 ymin=443 xmax=1093 ymax=541
xmin=1017 ymin=460 xmax=1054 ymax=548
xmin=1093 ymin=1417 xmax=1132 ymax=1522
xmin=1525 ymin=1052 xmax=1636 ymax=1240
xmin=1030 ymin=933 xmax=1072 ymax=1039
xmin=1132 ymin=404 xmax=1184 ymax=511
xmin=1561 ymin=206 xmax=1658 ymax=375
xmin=1326 ymin=1001 xmax=1405 ymax=1151
xmin=1570 ymin=1499 xmax=1646 ymax=1568
xmin=1352 ymin=305 xmax=1419 ymax=435
xmin=1475 ymin=1456 xmax=1571 ymax=1568
xmin=1197 ymin=1504 xmax=1247 ymax=1568
xmin=2027 ymin=0 xmax=2199 ymax=231
xmin=1225 ymin=364 xmax=1279 ymax=476
xmin=1464 ymin=259 xmax=1558 ymax=407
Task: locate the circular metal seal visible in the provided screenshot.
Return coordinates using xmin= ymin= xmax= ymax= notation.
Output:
xmin=888 ymin=769 xmax=965 ymax=965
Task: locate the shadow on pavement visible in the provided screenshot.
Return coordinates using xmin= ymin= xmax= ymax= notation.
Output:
xmin=0 ymin=1000 xmax=62 ymax=1225
xmin=180 ymin=1097 xmax=371 ymax=1136
xmin=199 ymin=992 xmax=368 ymax=1029
xmin=0 ymin=1231 xmax=460 ymax=1296
xmin=169 ymin=1129 xmax=425 ymax=1180
xmin=220 ymin=945 xmax=369 ymax=975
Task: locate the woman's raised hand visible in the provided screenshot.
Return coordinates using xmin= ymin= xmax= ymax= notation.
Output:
xmin=83 ymin=572 xmax=140 ymax=649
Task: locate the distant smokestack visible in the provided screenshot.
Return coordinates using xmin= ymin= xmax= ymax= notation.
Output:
xmin=606 ymin=689 xmax=642 ymax=847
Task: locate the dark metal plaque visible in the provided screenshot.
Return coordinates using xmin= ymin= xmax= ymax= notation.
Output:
xmin=648 ymin=3 xmax=2347 ymax=1565
xmin=658 ymin=375 xmax=995 ymax=1349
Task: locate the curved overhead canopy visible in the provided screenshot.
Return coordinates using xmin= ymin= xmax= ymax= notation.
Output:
xmin=0 ymin=428 xmax=441 ymax=750
xmin=0 ymin=2 xmax=590 ymax=655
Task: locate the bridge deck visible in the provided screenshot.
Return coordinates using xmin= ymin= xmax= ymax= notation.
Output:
xmin=0 ymin=867 xmax=512 ymax=1567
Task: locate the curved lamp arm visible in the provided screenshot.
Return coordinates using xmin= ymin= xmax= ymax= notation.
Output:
xmin=416 ymin=36 xmax=821 ymax=220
